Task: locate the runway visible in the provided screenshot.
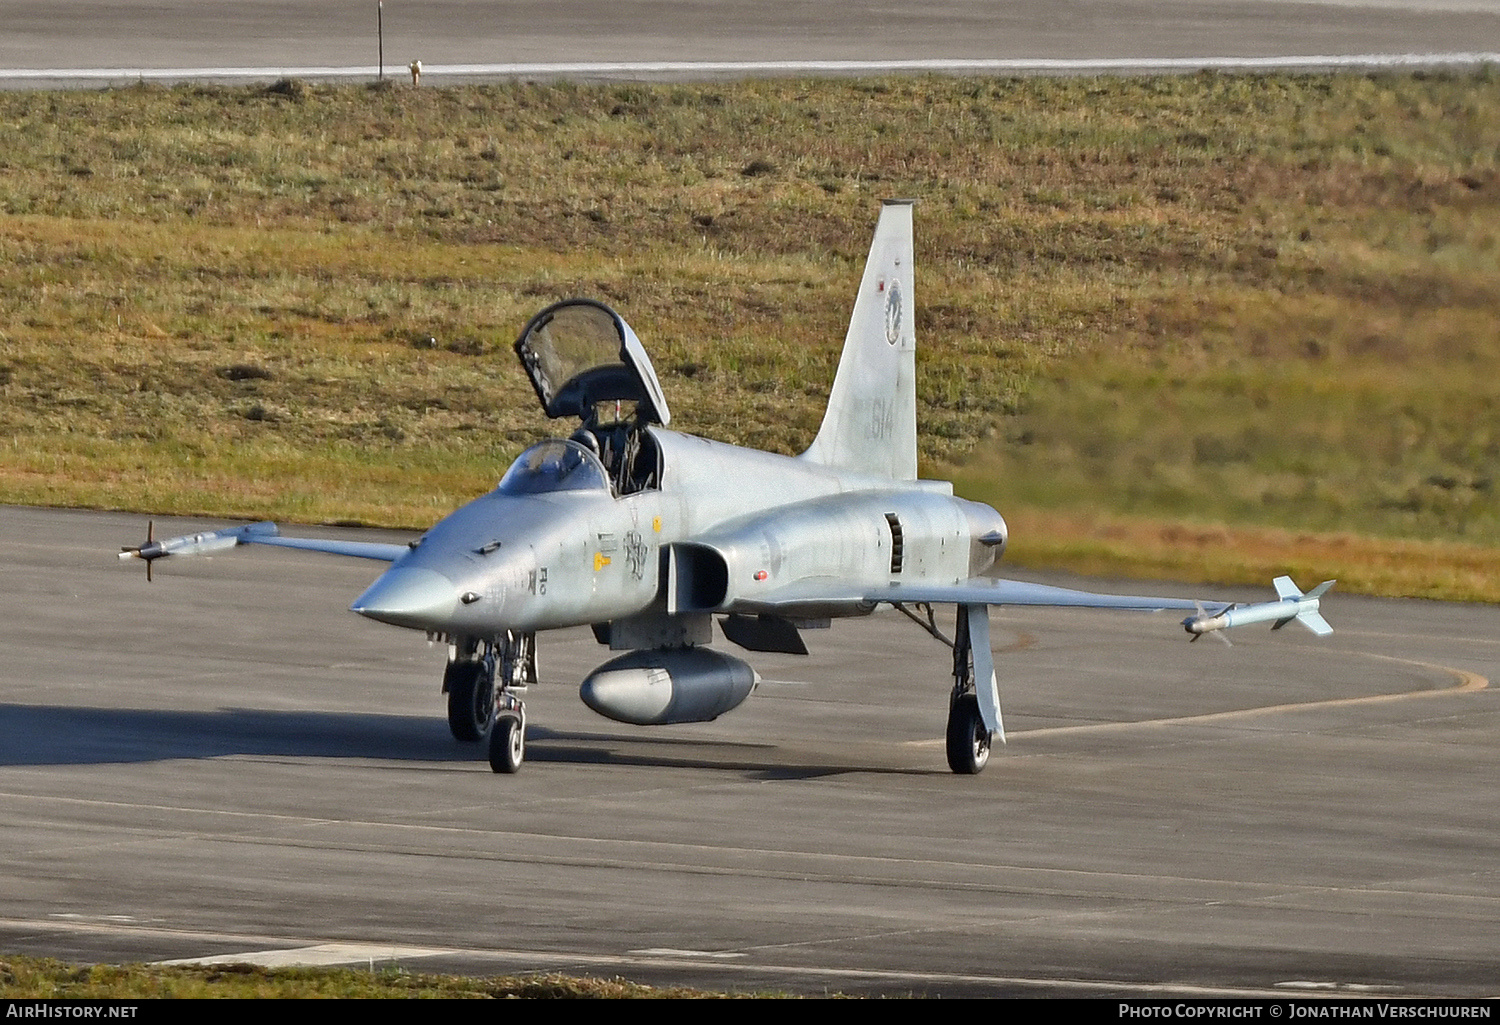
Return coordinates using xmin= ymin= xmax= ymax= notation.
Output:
xmin=4 ymin=0 xmax=1500 ymax=87
xmin=1 ymin=506 xmax=1496 ymax=996
xmin=5 ymin=2 xmax=1500 ymax=996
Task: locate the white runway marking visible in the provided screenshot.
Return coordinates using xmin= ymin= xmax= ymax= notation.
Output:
xmin=4 ymin=52 xmax=1500 ymax=84
xmin=630 ymin=948 xmax=746 ymax=959
xmin=154 ymin=942 xmax=456 ymax=968
xmin=904 ymin=652 xmax=1488 ymax=746
xmin=59 ymin=920 xmax=1358 ymax=997
xmin=1020 ymin=654 xmax=1486 ymax=739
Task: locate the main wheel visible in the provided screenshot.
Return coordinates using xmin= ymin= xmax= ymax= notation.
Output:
xmin=445 ymin=661 xmax=494 ymax=742
xmin=945 ymin=693 xmax=991 ymax=775
xmin=489 ymin=716 xmax=524 ymax=774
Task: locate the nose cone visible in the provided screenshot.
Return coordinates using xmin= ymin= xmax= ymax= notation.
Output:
xmin=351 ymin=566 xmax=459 ymax=630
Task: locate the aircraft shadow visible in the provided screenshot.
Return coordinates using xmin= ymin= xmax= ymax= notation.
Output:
xmin=0 ymin=702 xmax=469 ymax=766
xmin=0 ymin=704 xmax=940 ymax=778
xmin=526 ymin=728 xmax=942 ymax=779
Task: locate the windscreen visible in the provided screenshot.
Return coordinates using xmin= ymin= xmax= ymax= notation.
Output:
xmin=496 ymin=439 xmax=611 ymax=496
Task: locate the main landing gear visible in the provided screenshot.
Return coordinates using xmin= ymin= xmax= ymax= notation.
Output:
xmin=443 ymin=632 xmax=535 ymax=773
xmin=945 ymin=606 xmax=993 ymax=775
xmin=444 ymin=641 xmax=496 ymax=742
xmin=894 ymin=602 xmax=998 ymax=775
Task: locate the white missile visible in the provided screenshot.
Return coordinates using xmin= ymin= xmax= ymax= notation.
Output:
xmin=120 ymin=520 xmax=406 ymax=581
xmin=1183 ymin=576 xmax=1335 ymax=639
xmin=119 ymin=521 xmax=280 ymax=579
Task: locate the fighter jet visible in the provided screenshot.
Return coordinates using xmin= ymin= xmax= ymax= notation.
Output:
xmin=120 ymin=201 xmax=1333 ymax=775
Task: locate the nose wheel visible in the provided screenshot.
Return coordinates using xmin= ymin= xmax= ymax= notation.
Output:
xmin=479 ymin=631 xmax=534 ymax=774
xmin=489 ymin=700 xmax=525 ymax=773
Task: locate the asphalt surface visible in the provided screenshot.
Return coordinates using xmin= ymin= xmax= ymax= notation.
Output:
xmin=1 ymin=506 xmax=1496 ymax=997
xmin=3 ymin=0 xmax=1500 ymax=86
xmin=4 ymin=0 xmax=1499 ymax=1000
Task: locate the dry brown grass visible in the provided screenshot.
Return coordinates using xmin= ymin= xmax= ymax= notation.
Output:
xmin=990 ymin=506 xmax=1500 ymax=601
xmin=2 ymin=73 xmax=1497 ymax=598
xmin=0 ymin=955 xmax=734 ymax=998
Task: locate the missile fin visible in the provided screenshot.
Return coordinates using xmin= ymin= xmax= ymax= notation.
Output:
xmin=1272 ymin=576 xmax=1301 ymax=601
xmin=1296 ymin=610 xmax=1334 ymax=636
xmin=1304 ymin=580 xmax=1337 ymax=600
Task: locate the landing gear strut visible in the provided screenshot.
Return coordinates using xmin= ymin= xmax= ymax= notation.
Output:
xmin=487 ymin=631 xmax=535 ymax=774
xmin=945 ymin=606 xmax=993 ymax=775
xmin=445 ymin=633 xmax=536 ymax=770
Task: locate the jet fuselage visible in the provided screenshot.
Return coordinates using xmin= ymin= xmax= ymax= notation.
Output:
xmin=351 ymin=427 xmax=1007 ymax=640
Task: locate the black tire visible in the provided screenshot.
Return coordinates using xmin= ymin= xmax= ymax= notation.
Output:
xmin=945 ymin=693 xmax=991 ymax=775
xmin=445 ymin=661 xmax=494 ymax=742
xmin=489 ymin=716 xmax=524 ymax=774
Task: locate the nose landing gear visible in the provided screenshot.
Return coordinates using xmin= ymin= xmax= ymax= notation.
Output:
xmin=442 ymin=633 xmax=536 ymax=772
xmin=489 ymin=697 xmax=525 ymax=774
xmin=488 ymin=632 xmax=535 ymax=773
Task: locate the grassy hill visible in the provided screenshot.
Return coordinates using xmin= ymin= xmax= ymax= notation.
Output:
xmin=1 ymin=72 xmax=1496 ymax=597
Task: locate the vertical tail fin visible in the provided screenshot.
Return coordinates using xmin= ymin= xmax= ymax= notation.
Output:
xmin=800 ymin=200 xmax=918 ymax=480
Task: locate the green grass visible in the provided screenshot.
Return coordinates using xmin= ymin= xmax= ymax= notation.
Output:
xmin=0 ymin=955 xmax=729 ymax=998
xmin=2 ymin=73 xmax=1497 ymax=598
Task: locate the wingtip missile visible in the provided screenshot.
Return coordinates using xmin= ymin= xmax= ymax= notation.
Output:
xmin=1186 ymin=601 xmax=1234 ymax=645
xmin=1183 ymin=578 xmax=1335 ymax=640
xmin=118 ymin=521 xmax=280 ymax=580
xmin=118 ymin=520 xmax=159 ymax=581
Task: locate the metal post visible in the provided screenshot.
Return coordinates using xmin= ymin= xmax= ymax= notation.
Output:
xmin=378 ymin=1 xmax=384 ymax=81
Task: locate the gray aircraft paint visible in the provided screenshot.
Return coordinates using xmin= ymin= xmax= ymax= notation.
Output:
xmin=121 ymin=201 xmax=1330 ymax=775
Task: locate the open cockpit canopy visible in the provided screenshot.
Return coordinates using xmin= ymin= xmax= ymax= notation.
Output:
xmin=514 ymin=299 xmax=670 ymax=427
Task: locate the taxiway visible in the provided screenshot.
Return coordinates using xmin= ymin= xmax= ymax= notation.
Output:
xmin=1 ymin=507 xmax=1496 ymax=996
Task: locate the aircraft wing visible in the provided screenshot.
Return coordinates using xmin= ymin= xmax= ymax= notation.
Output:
xmin=728 ymin=575 xmax=1333 ymax=643
xmin=119 ymin=521 xmax=407 ymax=578
xmin=244 ymin=535 xmax=408 ymax=561
xmin=728 ymin=577 xmax=1228 ymax=617
xmin=872 ymin=578 xmax=1226 ymax=613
